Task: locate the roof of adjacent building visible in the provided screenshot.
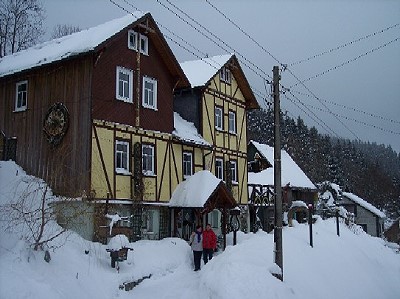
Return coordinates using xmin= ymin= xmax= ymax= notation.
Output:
xmin=248 ymin=140 xmax=316 ymax=189
xmin=172 ymin=112 xmax=210 ymax=146
xmin=342 ymin=192 xmax=386 ymax=218
xmin=179 ymin=54 xmax=259 ymax=109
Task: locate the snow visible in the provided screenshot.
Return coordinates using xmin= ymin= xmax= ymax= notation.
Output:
xmin=290 ymin=200 xmax=308 ymax=209
xmin=180 ymin=54 xmax=233 ymax=87
xmin=107 ymin=235 xmax=130 ymax=251
xmin=169 ymin=170 xmax=221 ymax=207
xmin=0 ymin=13 xmax=145 ymax=78
xmin=173 ymin=112 xmax=210 ymax=146
xmin=342 ymin=192 xmax=386 ymax=219
xmin=248 ymin=140 xmax=316 ymax=189
xmin=1 ymin=160 xmax=400 ymax=299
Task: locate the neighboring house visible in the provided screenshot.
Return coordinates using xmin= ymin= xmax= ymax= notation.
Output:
xmin=174 ymin=54 xmax=259 ymax=233
xmin=0 ymin=14 xmax=258 ymax=243
xmin=384 ymin=218 xmax=400 ymax=245
xmin=338 ymin=192 xmax=386 ymax=237
xmin=247 ymin=140 xmax=317 ymax=231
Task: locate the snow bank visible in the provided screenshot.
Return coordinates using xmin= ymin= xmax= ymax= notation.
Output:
xmin=1 ymin=161 xmax=399 ymax=299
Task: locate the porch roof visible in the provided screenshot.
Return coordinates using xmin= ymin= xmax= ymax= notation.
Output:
xmin=169 ymin=170 xmax=236 ymax=210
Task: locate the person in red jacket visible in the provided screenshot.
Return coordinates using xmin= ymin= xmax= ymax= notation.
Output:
xmin=202 ymin=223 xmax=217 ymax=264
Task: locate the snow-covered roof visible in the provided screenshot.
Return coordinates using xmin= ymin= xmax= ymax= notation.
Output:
xmin=0 ymin=12 xmax=145 ymax=78
xmin=172 ymin=112 xmax=210 ymax=146
xmin=180 ymin=54 xmax=232 ymax=87
xmin=248 ymin=140 xmax=316 ymax=189
xmin=342 ymin=192 xmax=386 ymax=218
xmin=169 ymin=170 xmax=221 ymax=207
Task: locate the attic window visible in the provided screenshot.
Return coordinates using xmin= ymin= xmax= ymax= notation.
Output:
xmin=128 ymin=30 xmax=148 ymax=55
xmin=15 ymin=80 xmax=28 ymax=112
xmin=220 ymin=67 xmax=231 ymax=84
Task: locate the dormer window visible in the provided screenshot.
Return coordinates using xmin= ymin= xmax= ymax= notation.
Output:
xmin=220 ymin=67 xmax=231 ymax=84
xmin=128 ymin=30 xmax=148 ymax=55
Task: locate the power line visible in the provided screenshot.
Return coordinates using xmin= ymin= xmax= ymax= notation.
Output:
xmin=289 ymin=23 xmax=400 ymax=67
xmin=290 ymin=37 xmax=400 ymax=88
xmin=204 ymin=0 xmax=282 ymax=67
xmin=289 ymin=95 xmax=400 ymax=136
xmin=285 ymin=67 xmax=360 ymax=140
xmin=203 ymin=0 xmax=360 ymax=141
xmin=290 ymin=90 xmax=400 ymax=125
xmin=155 ymin=0 xmax=272 ymax=81
xmin=283 ymin=92 xmax=339 ymax=137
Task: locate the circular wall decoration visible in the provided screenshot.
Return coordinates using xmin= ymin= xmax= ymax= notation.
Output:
xmin=43 ymin=102 xmax=69 ymax=146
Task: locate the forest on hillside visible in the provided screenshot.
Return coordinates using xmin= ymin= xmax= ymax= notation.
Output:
xmin=247 ymin=108 xmax=400 ymax=221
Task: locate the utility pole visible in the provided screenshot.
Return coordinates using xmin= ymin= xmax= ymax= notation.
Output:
xmin=273 ymin=65 xmax=283 ymax=281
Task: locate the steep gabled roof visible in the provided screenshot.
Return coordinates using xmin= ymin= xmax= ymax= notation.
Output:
xmin=0 ymin=13 xmax=144 ymax=77
xmin=342 ymin=192 xmax=386 ymax=219
xmin=248 ymin=140 xmax=316 ymax=189
xmin=169 ymin=170 xmax=236 ymax=210
xmin=180 ymin=54 xmax=259 ymax=109
xmin=0 ymin=13 xmax=190 ymax=88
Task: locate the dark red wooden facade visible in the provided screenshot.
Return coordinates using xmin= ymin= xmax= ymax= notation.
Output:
xmin=0 ymin=13 xmax=189 ymax=197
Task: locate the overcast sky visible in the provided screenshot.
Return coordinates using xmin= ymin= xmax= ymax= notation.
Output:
xmin=42 ymin=0 xmax=400 ymax=153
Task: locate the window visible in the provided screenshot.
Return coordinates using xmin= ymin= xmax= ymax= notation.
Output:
xmin=15 ymin=81 xmax=28 ymax=111
xmin=215 ymin=158 xmax=224 ymax=180
xmin=128 ymin=30 xmax=138 ymax=50
xmin=142 ymin=77 xmax=157 ymax=109
xmin=215 ymin=106 xmax=223 ymax=130
xmin=230 ymin=160 xmax=237 ymax=183
xmin=142 ymin=144 xmax=155 ymax=175
xmin=128 ymin=30 xmax=148 ymax=55
xmin=220 ymin=67 xmax=231 ymax=84
xmin=115 ymin=141 xmax=129 ymax=173
xmin=228 ymin=110 xmax=236 ymax=134
xmin=139 ymin=34 xmax=149 ymax=55
xmin=116 ymin=66 xmax=133 ymax=102
xmin=183 ymin=152 xmax=193 ymax=178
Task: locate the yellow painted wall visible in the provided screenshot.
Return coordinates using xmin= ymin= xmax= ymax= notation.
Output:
xmin=91 ymin=120 xmax=213 ymax=204
xmin=91 ymin=126 xmax=114 ymax=198
xmin=200 ymin=69 xmax=250 ymax=205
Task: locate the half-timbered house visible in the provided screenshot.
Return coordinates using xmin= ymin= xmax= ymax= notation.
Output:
xmin=0 ymin=12 xmax=195 ymax=242
xmin=0 ymin=14 xmax=259 ymax=243
xmin=174 ymin=54 xmax=259 ymax=234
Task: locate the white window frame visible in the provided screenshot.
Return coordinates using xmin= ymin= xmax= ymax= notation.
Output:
xmin=215 ymin=106 xmax=223 ymax=130
xmin=128 ymin=30 xmax=138 ymax=51
xmin=228 ymin=110 xmax=236 ymax=134
xmin=115 ymin=140 xmax=130 ymax=174
xmin=220 ymin=67 xmax=231 ymax=84
xmin=215 ymin=158 xmax=224 ymax=180
xmin=15 ymin=80 xmax=28 ymax=112
xmin=139 ymin=34 xmax=149 ymax=55
xmin=142 ymin=144 xmax=155 ymax=175
xmin=116 ymin=66 xmax=133 ymax=103
xmin=142 ymin=76 xmax=157 ymax=110
xmin=230 ymin=160 xmax=237 ymax=183
xmin=183 ymin=152 xmax=193 ymax=178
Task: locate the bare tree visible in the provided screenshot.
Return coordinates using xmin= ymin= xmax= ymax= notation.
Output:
xmin=0 ymin=177 xmax=66 ymax=251
xmin=51 ymin=24 xmax=81 ymax=39
xmin=0 ymin=0 xmax=45 ymax=57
